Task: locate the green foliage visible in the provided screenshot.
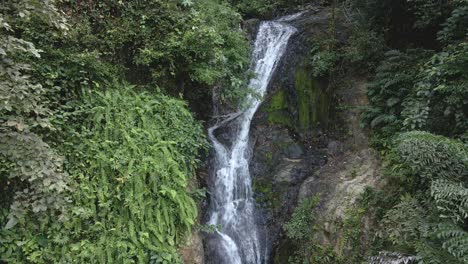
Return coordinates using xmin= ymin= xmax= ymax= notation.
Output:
xmin=402 ymin=43 xmax=468 ymax=135
xmin=342 ymin=20 xmax=386 ymax=71
xmin=379 ymin=196 xmax=431 ymax=249
xmin=308 ymin=6 xmax=387 ymax=75
xmin=310 ymin=1 xmax=468 ymax=263
xmin=361 ymin=49 xmax=432 ymax=135
xmin=1 ymin=0 xmax=467 ymax=263
xmin=391 ymin=132 xmax=467 ymax=186
xmin=358 ymin=0 xmax=467 ymax=140
xmin=407 ymin=0 xmax=447 ymax=29
xmin=362 ymin=44 xmax=467 ymax=142
xmin=338 ymin=205 xmax=367 ymax=263
xmin=1 ymin=0 xmax=249 ymax=262
xmin=1 ymin=85 xmax=207 ymax=263
xmin=283 ymin=195 xmax=341 ymax=264
xmin=431 ymin=179 xmax=468 ymax=224
xmin=229 ymin=0 xmax=312 ymax=18
xmin=436 ymin=222 xmax=468 ymax=262
xmin=431 ymin=179 xmax=468 ymax=261
xmin=309 ymin=39 xmax=340 ymax=78
xmin=348 ymin=0 xmax=452 ymax=48
xmin=228 ymin=0 xmax=278 ymax=18
xmin=65 ymin=86 xmax=206 ymax=262
xmin=62 ymin=0 xmax=250 ymax=103
xmin=284 ymin=196 xmax=320 ymax=242
xmin=0 ymin=0 xmax=71 ymax=230
xmin=437 ymin=2 xmax=468 ymax=44
xmin=0 ymin=132 xmax=70 ymax=228
xmin=375 ymin=131 xmax=468 ymax=264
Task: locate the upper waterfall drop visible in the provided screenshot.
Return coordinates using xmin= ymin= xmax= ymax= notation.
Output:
xmin=206 ymin=20 xmax=296 ymax=264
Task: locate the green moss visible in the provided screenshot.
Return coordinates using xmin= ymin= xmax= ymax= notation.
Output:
xmin=266 ymin=66 xmax=330 ymax=132
xmin=264 ymin=152 xmax=273 ymax=167
xmin=253 ymin=178 xmax=287 ymax=211
xmin=294 ymin=66 xmax=330 ymax=131
xmin=268 ymin=112 xmax=293 ymax=126
xmin=268 ymin=89 xmax=288 ymax=111
xmin=264 ymin=65 xmax=331 ymax=132
xmin=266 ymin=89 xmax=293 ymax=127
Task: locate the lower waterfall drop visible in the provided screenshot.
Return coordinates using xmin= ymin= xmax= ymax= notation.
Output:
xmin=206 ymin=20 xmax=297 ymax=264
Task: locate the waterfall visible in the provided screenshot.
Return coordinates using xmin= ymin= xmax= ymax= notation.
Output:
xmin=206 ymin=20 xmax=296 ymax=264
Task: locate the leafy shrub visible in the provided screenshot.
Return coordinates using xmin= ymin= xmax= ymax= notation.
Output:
xmin=437 ymin=2 xmax=468 ymax=44
xmin=379 ymin=195 xmax=431 ymax=249
xmin=402 ymin=43 xmax=468 ymax=136
xmin=283 ymin=195 xmax=341 ymax=263
xmin=61 ymin=0 xmax=250 ymax=103
xmin=309 ymin=39 xmax=341 ymax=78
xmin=0 ymin=0 xmax=72 ymax=230
xmin=377 ymin=131 xmax=467 ymax=263
xmin=1 ymin=86 xmax=207 ymax=263
xmin=435 ymin=222 xmax=468 ymax=262
xmin=331 ymin=1 xmax=468 ymax=263
xmin=342 ymin=21 xmax=386 ymax=71
xmin=284 ymin=196 xmax=320 ymax=242
xmin=361 ymin=50 xmax=432 ymax=136
xmin=407 ymin=0 xmax=448 ymax=29
xmin=431 ymin=179 xmax=468 ymax=224
xmin=392 ymin=131 xmax=467 ymax=185
xmin=229 ymin=0 xmax=312 ymax=18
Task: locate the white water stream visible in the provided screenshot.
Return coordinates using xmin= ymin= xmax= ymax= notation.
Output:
xmin=207 ymin=21 xmax=297 ymax=264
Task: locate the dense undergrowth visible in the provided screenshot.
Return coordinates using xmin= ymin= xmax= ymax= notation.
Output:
xmin=281 ymin=0 xmax=468 ymax=263
xmin=1 ymin=0 xmax=467 ymax=263
xmin=0 ymin=0 xmax=248 ymax=263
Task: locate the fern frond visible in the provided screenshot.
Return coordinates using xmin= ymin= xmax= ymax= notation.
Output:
xmin=431 ymin=179 xmax=468 ymax=222
xmin=436 ymin=222 xmax=468 ymax=262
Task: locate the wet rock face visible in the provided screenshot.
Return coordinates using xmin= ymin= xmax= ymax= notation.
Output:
xmin=250 ymin=121 xmax=328 ymax=261
xmin=248 ymin=7 xmax=383 ymax=263
xmin=247 ymin=7 xmax=335 ymax=261
xmin=239 ymin=12 xmax=336 ymax=256
xmin=186 ymin=6 xmax=381 ymax=263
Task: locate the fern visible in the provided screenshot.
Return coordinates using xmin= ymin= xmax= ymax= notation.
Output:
xmin=380 ymin=195 xmax=430 ymax=247
xmin=361 ymin=49 xmax=432 ymax=133
xmin=402 ymin=43 xmax=468 ymax=135
xmin=0 ymin=85 xmax=207 ymax=263
xmin=413 ymin=240 xmax=461 ymax=264
xmin=393 ymin=131 xmax=467 ymax=184
xmin=436 ymin=222 xmax=468 ymax=262
xmin=431 ymin=179 xmax=468 ymax=223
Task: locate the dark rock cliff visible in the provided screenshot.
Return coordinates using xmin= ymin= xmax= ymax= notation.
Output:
xmin=180 ymin=6 xmax=384 ymax=264
xmin=249 ymin=6 xmax=384 ymax=262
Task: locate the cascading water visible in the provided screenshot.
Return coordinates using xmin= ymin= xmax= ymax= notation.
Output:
xmin=206 ymin=20 xmax=297 ymax=264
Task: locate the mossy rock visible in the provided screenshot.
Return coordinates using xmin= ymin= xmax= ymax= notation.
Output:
xmin=294 ymin=65 xmax=330 ymax=131
xmin=253 ymin=178 xmax=289 ymax=211
xmin=264 ymin=64 xmax=331 ymax=133
xmin=265 ymin=89 xmax=294 ymax=127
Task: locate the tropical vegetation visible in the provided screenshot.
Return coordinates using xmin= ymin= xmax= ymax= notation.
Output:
xmin=289 ymin=0 xmax=468 ymax=263
xmin=1 ymin=0 xmax=467 ymax=263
